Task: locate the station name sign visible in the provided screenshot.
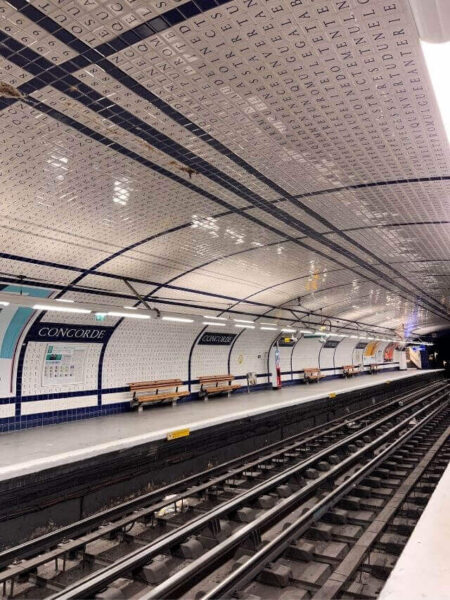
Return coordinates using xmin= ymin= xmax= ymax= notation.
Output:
xmin=28 ymin=322 xmax=115 ymax=343
xmin=323 ymin=340 xmax=340 ymax=349
xmin=198 ymin=332 xmax=237 ymax=346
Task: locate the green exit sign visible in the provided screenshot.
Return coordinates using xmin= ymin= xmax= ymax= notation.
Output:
xmin=95 ymin=313 xmax=106 ymax=322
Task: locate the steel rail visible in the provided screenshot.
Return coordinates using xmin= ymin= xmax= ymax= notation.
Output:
xmin=145 ymin=395 xmax=449 ymax=600
xmin=1 ymin=380 xmax=439 ymax=570
xmin=2 ymin=386 xmax=439 ymax=586
xmin=311 ymin=423 xmax=450 ymax=600
xmin=48 ymin=389 xmax=448 ymax=600
xmin=1 ymin=386 xmax=432 ymax=587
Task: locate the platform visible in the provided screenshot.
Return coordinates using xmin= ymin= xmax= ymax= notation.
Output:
xmin=380 ymin=458 xmax=450 ymax=600
xmin=0 ymin=369 xmax=439 ymax=483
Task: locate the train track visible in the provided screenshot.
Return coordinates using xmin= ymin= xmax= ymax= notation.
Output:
xmin=1 ymin=381 xmax=440 ymax=565
xmin=0 ymin=382 xmax=447 ymax=599
xmin=195 ymin=401 xmax=450 ymax=600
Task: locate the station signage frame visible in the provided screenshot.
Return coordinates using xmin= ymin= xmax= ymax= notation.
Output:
xmin=198 ymin=332 xmax=237 ymax=346
xmin=27 ymin=322 xmax=115 ymax=343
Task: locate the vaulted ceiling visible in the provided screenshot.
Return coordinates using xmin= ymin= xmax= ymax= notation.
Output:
xmin=0 ymin=0 xmax=449 ymax=336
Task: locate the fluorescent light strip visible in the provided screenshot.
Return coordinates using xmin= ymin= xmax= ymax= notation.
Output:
xmin=33 ymin=304 xmax=91 ymax=314
xmin=162 ymin=316 xmax=194 ymax=323
xmin=0 ymin=301 xmax=9 ymax=306
xmin=234 ymin=319 xmax=254 ymax=324
xmin=235 ymin=324 xmax=255 ymax=329
xmin=260 ymin=322 xmax=276 ymax=325
xmin=203 ymin=315 xmax=227 ymax=321
xmin=106 ymin=311 xmax=150 ymax=319
xmin=123 ymin=306 xmax=138 ymax=310
xmin=56 ymin=298 xmax=74 ymax=303
xmin=260 ymin=326 xmax=278 ymax=331
xmin=281 ymin=328 xmax=296 ymax=333
xmin=300 ymin=330 xmax=312 ymax=334
xmin=203 ymin=321 xmax=226 ymax=327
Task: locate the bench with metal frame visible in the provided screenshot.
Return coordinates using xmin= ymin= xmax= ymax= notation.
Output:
xmin=198 ymin=374 xmax=240 ymax=401
xmin=304 ymin=368 xmax=323 ymax=383
xmin=342 ymin=364 xmax=359 ymax=378
xmin=129 ymin=379 xmax=189 ymax=409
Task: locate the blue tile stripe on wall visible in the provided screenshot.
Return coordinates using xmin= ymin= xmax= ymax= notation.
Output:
xmin=0 ymin=364 xmax=401 ymax=432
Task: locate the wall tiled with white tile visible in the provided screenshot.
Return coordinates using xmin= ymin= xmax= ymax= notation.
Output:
xmin=292 ymin=337 xmax=323 ymax=378
xmin=191 ymin=323 xmax=237 ymax=390
xmin=318 ymin=341 xmax=339 ymax=374
xmin=0 ymin=404 xmax=15 ymax=419
xmin=229 ymin=328 xmax=277 ymax=384
xmin=335 ymin=338 xmax=358 ymax=369
xmin=102 ymin=318 xmax=200 ymax=388
xmin=7 ymin=312 xmax=404 ymax=429
xmin=21 ymin=395 xmax=97 ymax=415
xmin=278 ymin=345 xmax=294 ymax=382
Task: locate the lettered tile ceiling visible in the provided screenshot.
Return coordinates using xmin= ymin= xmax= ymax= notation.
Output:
xmin=0 ymin=0 xmax=449 ymax=335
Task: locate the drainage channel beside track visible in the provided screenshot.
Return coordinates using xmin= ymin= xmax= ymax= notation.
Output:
xmin=0 ymin=382 xmax=447 ymax=600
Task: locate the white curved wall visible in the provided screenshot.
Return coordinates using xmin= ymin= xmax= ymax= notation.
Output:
xmin=190 ymin=323 xmax=237 ymax=393
xmin=335 ymin=338 xmax=358 ymax=369
xmin=103 ymin=318 xmax=201 ymax=403
xmin=229 ymin=328 xmax=276 ymax=384
xmin=1 ymin=306 xmax=404 ymax=431
xmin=292 ymin=336 xmax=323 ymax=380
xmin=318 ymin=340 xmax=339 ymax=375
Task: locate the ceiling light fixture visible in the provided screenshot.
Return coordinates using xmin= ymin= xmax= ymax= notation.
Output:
xmin=234 ymin=319 xmax=254 ymax=324
xmin=260 ymin=326 xmax=278 ymax=331
xmin=162 ymin=316 xmax=194 ymax=323
xmin=203 ymin=321 xmax=226 ymax=327
xmin=0 ymin=301 xmax=10 ymax=306
xmin=33 ymin=304 xmax=91 ymax=314
xmin=235 ymin=324 xmax=255 ymax=329
xmin=106 ymin=311 xmax=150 ymax=319
xmin=202 ymin=315 xmax=227 ymax=320
xmin=281 ymin=328 xmax=296 ymax=333
xmin=56 ymin=298 xmax=74 ymax=303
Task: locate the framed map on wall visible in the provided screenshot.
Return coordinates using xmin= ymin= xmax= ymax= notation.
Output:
xmin=42 ymin=344 xmax=87 ymax=386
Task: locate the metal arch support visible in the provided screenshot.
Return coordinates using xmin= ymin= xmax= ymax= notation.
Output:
xmin=122 ymin=278 xmax=160 ymax=318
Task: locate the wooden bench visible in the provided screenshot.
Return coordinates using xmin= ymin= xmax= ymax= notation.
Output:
xmin=304 ymin=368 xmax=323 ymax=383
xmin=342 ymin=365 xmax=358 ymax=378
xmin=129 ymin=379 xmax=188 ymax=409
xmin=369 ymin=363 xmax=379 ymax=374
xmin=198 ymin=374 xmax=240 ymax=401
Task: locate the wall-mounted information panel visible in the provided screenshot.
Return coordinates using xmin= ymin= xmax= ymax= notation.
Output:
xmin=42 ymin=344 xmax=87 ymax=386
